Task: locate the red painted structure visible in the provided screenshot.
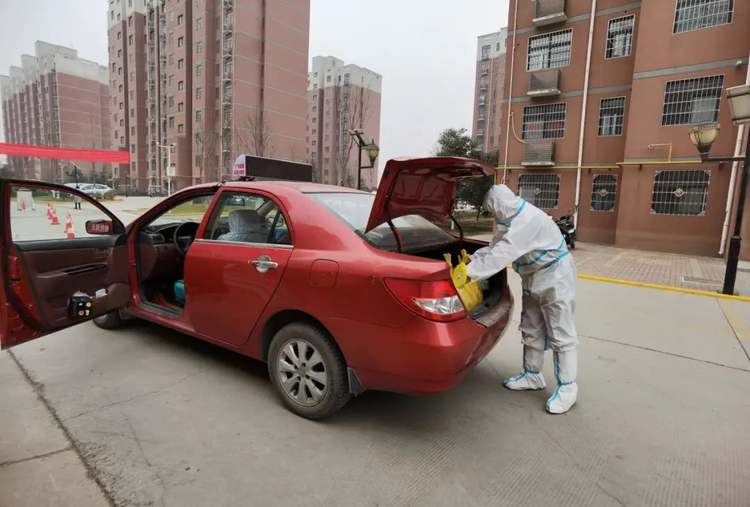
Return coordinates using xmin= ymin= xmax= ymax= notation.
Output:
xmin=0 ymin=142 xmax=130 ymax=165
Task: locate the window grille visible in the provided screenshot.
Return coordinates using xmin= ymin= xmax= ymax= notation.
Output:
xmin=662 ymin=75 xmax=723 ymax=126
xmin=527 ymin=29 xmax=573 ymax=71
xmin=599 ymin=97 xmax=625 ymax=136
xmin=674 ymin=0 xmax=733 ymax=34
xmin=522 ymin=103 xmax=566 ymax=140
xmin=651 ymin=170 xmax=710 ymax=216
xmin=591 ymin=174 xmax=617 ymax=212
xmin=518 ymin=174 xmax=560 ymax=209
xmin=605 ymin=15 xmax=634 ymax=58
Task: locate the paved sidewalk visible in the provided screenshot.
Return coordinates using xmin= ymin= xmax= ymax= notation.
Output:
xmin=471 ymin=234 xmax=750 ymax=296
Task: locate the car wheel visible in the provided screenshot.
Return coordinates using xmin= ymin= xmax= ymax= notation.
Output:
xmin=268 ymin=323 xmax=351 ymax=419
xmin=93 ymin=310 xmax=124 ymax=330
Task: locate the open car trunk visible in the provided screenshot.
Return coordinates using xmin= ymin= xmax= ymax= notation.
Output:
xmin=403 ymin=239 xmax=509 ymax=323
xmin=364 ymin=157 xmax=508 ymax=325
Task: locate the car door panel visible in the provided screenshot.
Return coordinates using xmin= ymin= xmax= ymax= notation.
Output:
xmin=183 ymin=188 xmax=294 ymax=348
xmin=0 ymin=179 xmax=130 ymax=349
xmin=9 ymin=243 xmax=130 ymax=328
xmin=184 ymin=241 xmax=292 ymax=347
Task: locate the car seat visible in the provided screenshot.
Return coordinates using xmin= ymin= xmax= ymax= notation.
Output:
xmin=217 ymin=210 xmax=267 ymax=243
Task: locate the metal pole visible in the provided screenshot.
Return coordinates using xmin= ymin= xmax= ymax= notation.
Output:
xmin=722 ymin=126 xmax=750 ymax=295
xmin=167 ymin=147 xmax=172 ymax=196
xmin=357 ymin=143 xmax=362 ymax=190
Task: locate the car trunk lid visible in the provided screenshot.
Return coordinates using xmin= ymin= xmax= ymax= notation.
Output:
xmin=364 ymin=157 xmax=495 ymax=239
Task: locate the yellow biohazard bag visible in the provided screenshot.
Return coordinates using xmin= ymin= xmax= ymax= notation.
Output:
xmin=444 ymin=252 xmax=483 ymax=312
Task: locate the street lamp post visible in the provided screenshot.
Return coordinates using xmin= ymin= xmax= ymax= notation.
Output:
xmin=688 ymin=84 xmax=750 ymax=295
xmin=349 ymin=129 xmax=380 ymax=190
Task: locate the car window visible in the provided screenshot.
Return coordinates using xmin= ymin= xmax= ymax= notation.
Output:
xmin=8 ymin=185 xmax=114 ymax=242
xmin=204 ymin=191 xmax=291 ymax=246
xmin=147 ymin=193 xmax=217 ymax=227
xmin=307 ymin=192 xmax=455 ymax=252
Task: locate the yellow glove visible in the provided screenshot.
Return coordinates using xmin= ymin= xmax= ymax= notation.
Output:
xmin=460 ymin=249 xmax=471 ymax=265
xmin=452 ymin=262 xmax=469 ymax=288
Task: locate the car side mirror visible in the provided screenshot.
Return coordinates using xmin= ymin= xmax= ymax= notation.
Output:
xmin=86 ymin=220 xmax=114 ymax=235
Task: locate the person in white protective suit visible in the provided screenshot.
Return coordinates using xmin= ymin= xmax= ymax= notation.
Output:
xmin=466 ymin=184 xmax=578 ymax=414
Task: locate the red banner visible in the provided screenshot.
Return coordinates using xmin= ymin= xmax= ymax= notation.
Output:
xmin=0 ymin=143 xmax=130 ymax=164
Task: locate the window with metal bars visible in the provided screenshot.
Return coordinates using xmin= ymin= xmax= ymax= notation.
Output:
xmin=518 ymin=174 xmax=560 ymax=209
xmin=522 ymin=103 xmax=566 ymax=140
xmin=481 ymin=45 xmax=491 ymax=59
xmin=673 ymin=0 xmax=733 ymax=34
xmin=651 ymin=170 xmax=710 ymax=216
xmin=662 ymin=75 xmax=723 ymax=126
xmin=598 ymin=97 xmax=625 ymax=136
xmin=605 ymin=15 xmax=634 ymax=59
xmin=591 ymin=174 xmax=617 ymax=212
xmin=527 ymin=29 xmax=572 ymax=71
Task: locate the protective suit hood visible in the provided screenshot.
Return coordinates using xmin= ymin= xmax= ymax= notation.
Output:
xmin=484 ymin=185 xmax=524 ymax=225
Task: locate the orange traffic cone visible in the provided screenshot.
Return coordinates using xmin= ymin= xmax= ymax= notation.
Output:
xmin=46 ymin=203 xmax=53 ymax=220
xmin=20 ymin=201 xmax=26 ymax=212
xmin=50 ymin=208 xmax=60 ymax=225
xmin=65 ymin=214 xmax=76 ymax=239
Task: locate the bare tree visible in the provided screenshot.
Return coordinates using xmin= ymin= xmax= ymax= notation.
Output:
xmin=195 ymin=128 xmax=221 ymax=182
xmin=328 ymin=82 xmax=374 ymax=187
xmin=234 ymin=108 xmax=273 ymax=158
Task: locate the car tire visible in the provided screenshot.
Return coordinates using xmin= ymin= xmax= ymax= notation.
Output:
xmin=93 ymin=310 xmax=124 ymax=330
xmin=268 ymin=323 xmax=351 ymax=419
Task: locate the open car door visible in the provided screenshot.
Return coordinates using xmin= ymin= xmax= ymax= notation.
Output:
xmin=0 ymin=180 xmax=131 ymax=349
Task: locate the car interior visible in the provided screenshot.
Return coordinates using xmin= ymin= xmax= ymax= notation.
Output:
xmin=136 ymin=191 xmax=291 ymax=314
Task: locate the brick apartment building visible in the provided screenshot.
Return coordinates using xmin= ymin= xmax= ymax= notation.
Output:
xmin=500 ymin=0 xmax=750 ymax=260
xmin=307 ymin=56 xmax=382 ymax=189
xmin=472 ymin=30 xmax=507 ymax=154
xmin=108 ymin=0 xmax=309 ymax=193
xmin=1 ymin=42 xmax=111 ymax=182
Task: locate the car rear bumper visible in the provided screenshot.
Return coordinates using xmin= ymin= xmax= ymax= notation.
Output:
xmin=348 ymin=287 xmax=514 ymax=395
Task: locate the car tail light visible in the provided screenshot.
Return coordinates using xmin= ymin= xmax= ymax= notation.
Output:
xmin=384 ymin=278 xmax=467 ymax=322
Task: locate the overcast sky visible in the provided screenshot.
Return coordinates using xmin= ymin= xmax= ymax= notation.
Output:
xmin=0 ymin=0 xmax=510 ymax=168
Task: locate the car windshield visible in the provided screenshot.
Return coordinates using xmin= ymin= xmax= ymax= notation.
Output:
xmin=307 ymin=192 xmax=456 ymax=252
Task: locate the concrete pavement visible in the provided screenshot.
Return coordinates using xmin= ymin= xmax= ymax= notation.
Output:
xmin=0 ymin=353 xmax=109 ymax=507
xmin=2 ymin=274 xmax=749 ymax=507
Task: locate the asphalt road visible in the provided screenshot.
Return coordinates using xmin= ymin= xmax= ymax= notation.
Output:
xmin=4 ymin=274 xmax=750 ymax=507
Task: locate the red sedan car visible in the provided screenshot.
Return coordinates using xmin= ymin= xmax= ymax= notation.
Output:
xmin=0 ymin=157 xmax=513 ymax=419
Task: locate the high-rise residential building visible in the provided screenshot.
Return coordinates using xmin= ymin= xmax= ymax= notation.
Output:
xmin=107 ymin=0 xmax=310 ymax=193
xmin=307 ymin=56 xmax=382 ymax=189
xmin=500 ymin=0 xmax=750 ymax=260
xmin=472 ymin=30 xmax=507 ymax=154
xmin=1 ymin=42 xmax=111 ymax=182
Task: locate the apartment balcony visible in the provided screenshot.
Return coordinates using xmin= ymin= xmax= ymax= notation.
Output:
xmin=528 ymin=68 xmax=561 ymax=97
xmin=522 ymin=140 xmax=556 ymax=167
xmin=533 ymin=0 xmax=566 ymax=26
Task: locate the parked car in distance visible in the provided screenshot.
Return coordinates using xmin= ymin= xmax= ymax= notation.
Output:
xmin=64 ymin=182 xmax=114 ymax=200
xmin=1 ymin=157 xmax=514 ymax=419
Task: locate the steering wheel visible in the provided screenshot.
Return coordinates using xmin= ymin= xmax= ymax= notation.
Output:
xmin=173 ymin=222 xmax=200 ymax=257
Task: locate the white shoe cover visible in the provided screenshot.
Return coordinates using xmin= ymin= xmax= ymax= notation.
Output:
xmin=503 ymin=370 xmax=546 ymax=391
xmin=546 ymin=382 xmax=578 ymax=414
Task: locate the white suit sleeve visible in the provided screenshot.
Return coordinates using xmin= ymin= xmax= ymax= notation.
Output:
xmin=465 ymin=226 xmax=533 ymax=282
xmin=470 ymin=245 xmax=491 ymax=261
